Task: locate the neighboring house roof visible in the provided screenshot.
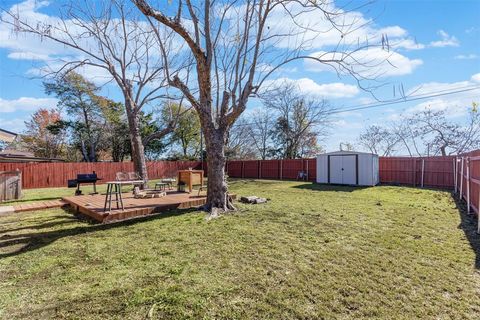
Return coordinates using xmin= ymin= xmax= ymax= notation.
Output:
xmin=0 ymin=151 xmax=64 ymax=163
xmin=0 ymin=128 xmax=18 ymax=143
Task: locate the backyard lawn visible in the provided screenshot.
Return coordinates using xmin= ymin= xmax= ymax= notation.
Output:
xmin=0 ymin=180 xmax=479 ymax=319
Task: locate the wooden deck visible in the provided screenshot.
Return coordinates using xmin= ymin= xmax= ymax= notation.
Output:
xmin=63 ymin=191 xmax=212 ymax=223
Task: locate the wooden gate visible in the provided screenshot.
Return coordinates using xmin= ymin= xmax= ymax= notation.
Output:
xmin=0 ymin=171 xmax=22 ymax=201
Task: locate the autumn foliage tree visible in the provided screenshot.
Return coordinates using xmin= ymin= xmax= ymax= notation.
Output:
xmin=22 ymin=108 xmax=66 ymax=159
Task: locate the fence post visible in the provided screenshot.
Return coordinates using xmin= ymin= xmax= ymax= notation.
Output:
xmin=467 ymin=157 xmax=471 ymax=214
xmin=258 ymin=160 xmax=261 ymax=179
xmin=280 ymin=160 xmax=283 ymax=180
xmin=306 ymin=159 xmax=309 ymax=181
xmin=454 ymin=157 xmax=458 ymax=193
xmin=421 ymin=158 xmax=425 ymax=188
xmin=460 ymin=157 xmax=464 ymax=199
xmin=413 ymin=158 xmax=416 ymax=187
xmin=242 ymin=161 xmax=245 ymax=179
xmin=478 ymin=184 xmax=480 ymax=234
xmin=17 ymin=169 xmax=22 ymax=199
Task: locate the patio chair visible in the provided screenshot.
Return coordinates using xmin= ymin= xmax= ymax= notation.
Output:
xmin=127 ymin=172 xmax=143 ymax=181
xmin=115 ymin=172 xmax=129 ymax=181
xmin=297 ymin=171 xmax=307 ymax=181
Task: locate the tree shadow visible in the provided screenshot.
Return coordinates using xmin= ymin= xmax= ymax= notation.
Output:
xmin=1 ymin=197 xmax=62 ymax=205
xmin=0 ymin=216 xmax=78 ymax=235
xmin=453 ymin=194 xmax=480 ymax=269
xmin=0 ymin=207 xmax=199 ymax=260
xmin=292 ymin=183 xmax=370 ymax=192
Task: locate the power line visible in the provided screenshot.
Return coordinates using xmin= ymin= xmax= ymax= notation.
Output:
xmin=232 ymin=85 xmax=480 ymax=128
xmin=327 ymin=85 xmax=480 ymax=115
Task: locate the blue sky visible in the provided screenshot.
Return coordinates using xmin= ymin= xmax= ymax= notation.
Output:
xmin=0 ymin=0 xmax=479 ymax=154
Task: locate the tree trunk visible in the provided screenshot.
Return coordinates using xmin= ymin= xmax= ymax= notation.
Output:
xmin=125 ymin=101 xmax=148 ymax=185
xmin=203 ymin=127 xmax=235 ymax=217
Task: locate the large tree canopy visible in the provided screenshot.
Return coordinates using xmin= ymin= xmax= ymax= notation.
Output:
xmin=132 ymin=0 xmax=385 ymax=216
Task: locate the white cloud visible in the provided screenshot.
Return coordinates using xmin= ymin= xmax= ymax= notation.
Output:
xmin=454 ymin=54 xmax=479 ymax=60
xmin=403 ymin=75 xmax=480 ymax=118
xmin=0 ymin=0 xmax=177 ymax=87
xmin=0 ymin=117 xmax=27 ymax=133
xmin=331 ymin=119 xmax=363 ymax=129
xmin=472 ymin=73 xmax=480 ymax=83
xmin=391 ymin=38 xmax=425 ymax=50
xmin=7 ymin=51 xmax=50 ymax=61
xmin=429 ymin=30 xmax=459 ymax=47
xmin=264 ymin=77 xmax=359 ymax=99
xmin=0 ymin=97 xmax=58 ymax=113
xmin=305 ymin=48 xmax=423 ymax=78
xmin=264 ymin=2 xmax=424 ymax=53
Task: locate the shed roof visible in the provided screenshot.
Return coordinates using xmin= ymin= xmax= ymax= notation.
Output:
xmin=317 ymin=150 xmax=378 ymax=156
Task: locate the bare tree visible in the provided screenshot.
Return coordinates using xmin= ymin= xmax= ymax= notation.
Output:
xmin=248 ymin=110 xmax=274 ymax=160
xmin=2 ymin=0 xmax=187 ymax=182
xmin=133 ymin=0 xmax=386 ymax=216
xmin=226 ymin=117 xmax=256 ymax=160
xmin=358 ymin=125 xmax=398 ymax=156
xmin=390 ymin=117 xmax=422 ymax=157
xmin=339 ymin=142 xmax=356 ymax=151
xmin=262 ymin=83 xmax=331 ymax=159
xmin=409 ymin=109 xmax=480 ymax=156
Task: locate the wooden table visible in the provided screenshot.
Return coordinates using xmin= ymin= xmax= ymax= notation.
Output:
xmin=177 ymin=170 xmax=204 ymax=193
xmin=104 ymin=180 xmax=144 ymax=212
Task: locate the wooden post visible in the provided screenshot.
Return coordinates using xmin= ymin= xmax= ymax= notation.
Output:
xmin=17 ymin=169 xmax=22 ymax=200
xmin=242 ymin=161 xmax=245 ymax=179
xmin=421 ymin=158 xmax=425 ymax=188
xmin=477 ymin=184 xmax=480 ymax=234
xmin=478 ymin=185 xmax=480 ymax=234
xmin=413 ymin=158 xmax=416 ymax=187
xmin=454 ymin=158 xmax=458 ymax=193
xmin=280 ymin=160 xmax=283 ymax=180
xmin=306 ymin=159 xmax=309 ymax=181
xmin=460 ymin=157 xmax=464 ymax=199
xmin=466 ymin=157 xmax=471 ymax=214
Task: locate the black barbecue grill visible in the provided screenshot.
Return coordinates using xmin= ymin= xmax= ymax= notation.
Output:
xmin=68 ymin=171 xmax=102 ymax=195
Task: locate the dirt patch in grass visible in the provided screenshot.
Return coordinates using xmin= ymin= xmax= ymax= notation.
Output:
xmin=0 ymin=180 xmax=479 ymax=319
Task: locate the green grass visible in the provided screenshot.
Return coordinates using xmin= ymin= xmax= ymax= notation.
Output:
xmin=0 ymin=180 xmax=479 ymax=319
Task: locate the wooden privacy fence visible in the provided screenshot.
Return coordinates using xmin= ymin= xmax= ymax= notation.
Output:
xmin=0 ymin=153 xmax=478 ymax=192
xmin=454 ymin=150 xmax=480 ymax=233
xmin=225 ymin=157 xmax=458 ymax=189
xmin=379 ymin=156 xmax=456 ymax=188
xmin=0 ymin=161 xmax=201 ymax=189
xmin=225 ymin=159 xmax=317 ymax=181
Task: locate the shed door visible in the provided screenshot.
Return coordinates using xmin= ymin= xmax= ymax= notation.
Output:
xmin=329 ymin=155 xmax=357 ymax=185
xmin=342 ymin=155 xmax=357 ymax=185
xmin=330 ymin=156 xmax=343 ymax=184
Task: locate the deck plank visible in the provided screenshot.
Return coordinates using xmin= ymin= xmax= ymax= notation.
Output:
xmin=62 ymin=191 xmax=232 ymax=223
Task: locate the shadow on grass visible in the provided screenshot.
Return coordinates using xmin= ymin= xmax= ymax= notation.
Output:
xmin=292 ymin=183 xmax=369 ymax=192
xmin=454 ymin=194 xmax=480 ymax=269
xmin=1 ymin=196 xmax=63 ymax=205
xmin=0 ymin=216 xmax=78 ymax=235
xmin=0 ymin=207 xmax=199 ymax=259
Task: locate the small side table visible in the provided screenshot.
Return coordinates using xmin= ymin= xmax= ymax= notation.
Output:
xmin=155 ymin=182 xmax=168 ymax=191
xmin=161 ymin=178 xmax=176 ymax=190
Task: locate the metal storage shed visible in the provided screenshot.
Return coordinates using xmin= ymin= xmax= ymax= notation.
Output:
xmin=316 ymin=151 xmax=379 ymax=186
